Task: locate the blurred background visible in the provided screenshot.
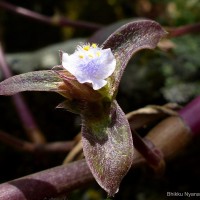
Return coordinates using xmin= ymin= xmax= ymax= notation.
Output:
xmin=0 ymin=0 xmax=200 ymax=199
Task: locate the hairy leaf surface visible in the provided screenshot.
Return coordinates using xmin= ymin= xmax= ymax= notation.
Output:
xmin=82 ymin=101 xmax=134 ymax=196
xmin=0 ymin=70 xmax=62 ymax=95
xmin=102 ymin=20 xmax=167 ymax=96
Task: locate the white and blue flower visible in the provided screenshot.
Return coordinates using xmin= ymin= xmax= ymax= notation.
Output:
xmin=62 ymin=43 xmax=116 ymax=90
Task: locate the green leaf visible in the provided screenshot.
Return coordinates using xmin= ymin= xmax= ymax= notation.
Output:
xmin=0 ymin=70 xmax=63 ymax=95
xmin=102 ymin=20 xmax=167 ymax=96
xmin=82 ymin=100 xmax=134 ymax=196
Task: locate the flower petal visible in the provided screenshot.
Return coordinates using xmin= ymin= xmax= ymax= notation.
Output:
xmin=91 ymin=79 xmax=107 ymax=90
xmin=61 ymin=44 xmax=116 ymax=90
xmin=96 ymin=48 xmax=116 ymax=78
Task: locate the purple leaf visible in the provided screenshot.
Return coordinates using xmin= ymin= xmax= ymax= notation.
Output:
xmin=82 ymin=100 xmax=134 ymax=196
xmin=0 ymin=70 xmax=63 ymax=95
xmin=102 ymin=20 xmax=167 ymax=95
xmin=89 ymin=18 xmax=134 ymax=44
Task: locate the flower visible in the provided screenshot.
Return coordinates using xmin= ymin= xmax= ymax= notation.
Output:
xmin=61 ymin=43 xmax=116 ymax=90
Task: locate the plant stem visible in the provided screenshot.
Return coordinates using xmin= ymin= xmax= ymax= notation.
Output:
xmin=167 ymin=22 xmax=200 ymax=37
xmin=132 ymin=130 xmax=164 ymax=172
xmin=0 ymin=1 xmax=103 ymax=30
xmin=0 ymin=130 xmax=75 ymax=153
xmin=0 ymin=156 xmax=144 ymax=200
xmin=0 ymin=111 xmax=191 ymax=199
xmin=179 ymin=96 xmax=200 ymax=136
xmin=0 ymin=42 xmax=46 ymax=143
xmin=0 ymin=159 xmax=93 ymax=200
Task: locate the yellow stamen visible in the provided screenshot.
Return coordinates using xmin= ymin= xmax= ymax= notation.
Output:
xmin=92 ymin=43 xmax=97 ymax=48
xmin=96 ymin=51 xmax=101 ymax=57
xmin=88 ymin=54 xmax=93 ymax=58
xmin=79 ymin=55 xmax=84 ymax=58
xmin=83 ymin=45 xmax=90 ymax=51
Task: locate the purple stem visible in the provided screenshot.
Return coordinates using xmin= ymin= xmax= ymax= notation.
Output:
xmin=1 ymin=94 xmax=199 ymax=199
xmin=0 ymin=42 xmax=45 ymax=143
xmin=0 ymin=155 xmax=144 ymax=200
xmin=11 ymin=94 xmax=38 ymax=130
xmin=167 ymin=23 xmax=200 ymax=37
xmin=0 ymin=1 xmax=103 ymax=30
xmin=0 ymin=130 xmax=75 ymax=153
xmin=179 ymin=96 xmax=200 ymax=136
xmin=0 ymin=159 xmax=94 ymax=200
xmin=0 ymin=45 xmax=12 ymax=78
xmin=132 ymin=131 xmax=163 ymax=168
